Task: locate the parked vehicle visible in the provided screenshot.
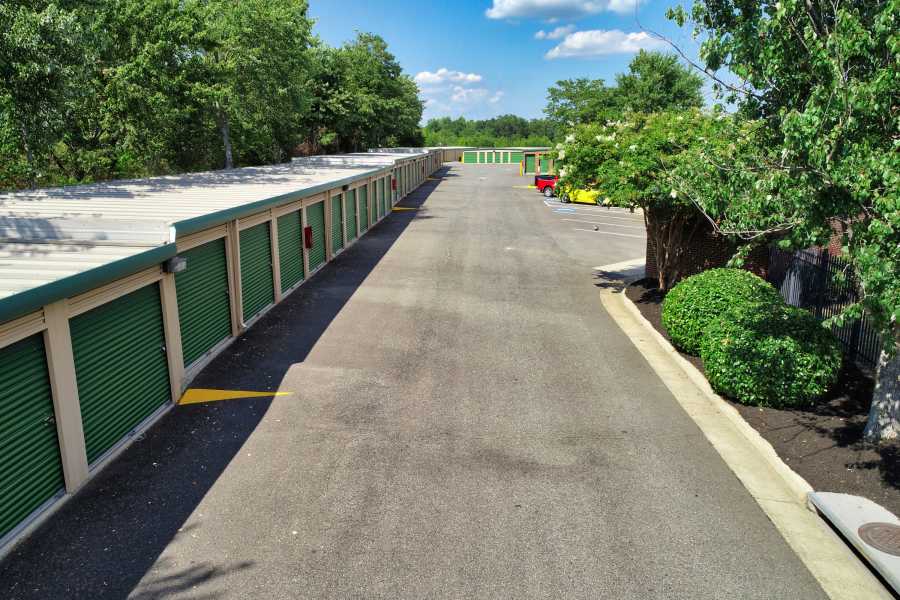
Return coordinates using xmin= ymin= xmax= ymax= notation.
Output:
xmin=534 ymin=174 xmax=604 ymax=205
xmin=558 ymin=186 xmax=602 ymax=205
xmin=535 ymin=175 xmax=558 ymax=197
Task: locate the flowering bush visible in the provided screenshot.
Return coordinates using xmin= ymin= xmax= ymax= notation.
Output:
xmin=552 ymin=109 xmax=748 ymax=289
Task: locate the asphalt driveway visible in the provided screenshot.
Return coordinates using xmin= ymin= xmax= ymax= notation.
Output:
xmin=0 ymin=164 xmax=825 ymax=599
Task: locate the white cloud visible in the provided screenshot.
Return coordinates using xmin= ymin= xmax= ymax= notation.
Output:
xmin=414 ymin=68 xmax=483 ymax=86
xmin=486 ymin=0 xmax=642 ymax=20
xmin=545 ymin=29 xmax=664 ymax=59
xmin=534 ymin=24 xmax=575 ymax=40
xmin=450 ymin=86 xmax=490 ymax=103
xmin=417 ymin=71 xmax=505 ymax=120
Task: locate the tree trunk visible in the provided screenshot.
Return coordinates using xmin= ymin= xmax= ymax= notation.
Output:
xmin=218 ymin=110 xmax=234 ymax=170
xmin=645 ymin=206 xmax=703 ymax=291
xmin=19 ymin=122 xmax=33 ymax=166
xmin=19 ymin=121 xmax=36 ymax=188
xmin=863 ymin=341 xmax=900 ymax=443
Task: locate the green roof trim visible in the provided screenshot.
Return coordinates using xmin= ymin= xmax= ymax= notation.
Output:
xmin=173 ymin=167 xmax=393 ymax=237
xmin=0 ymin=243 xmax=176 ymax=325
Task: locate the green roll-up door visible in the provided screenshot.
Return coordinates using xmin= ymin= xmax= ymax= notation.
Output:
xmin=330 ymin=194 xmax=344 ymax=254
xmin=307 ymin=201 xmax=326 ymax=270
xmin=359 ymin=186 xmax=369 ymax=232
xmin=511 ymin=151 xmax=523 ymax=163
xmin=525 ymin=155 xmax=535 ymax=173
xmin=278 ymin=210 xmax=304 ymax=292
xmin=0 ymin=334 xmax=64 ymax=540
xmin=72 ymin=283 xmax=170 ymax=464
xmin=176 ymin=238 xmax=232 ymax=367
xmin=463 ymin=151 xmax=476 ymax=164
xmin=240 ymin=222 xmax=274 ymax=321
xmin=477 ymin=152 xmax=484 ymax=164
xmin=346 ymin=189 xmax=358 ymax=241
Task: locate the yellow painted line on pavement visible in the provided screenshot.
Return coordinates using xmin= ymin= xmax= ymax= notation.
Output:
xmin=392 ymin=207 xmax=418 ymax=212
xmin=179 ymin=388 xmax=292 ymax=406
xmin=513 ymin=185 xmax=537 ymax=189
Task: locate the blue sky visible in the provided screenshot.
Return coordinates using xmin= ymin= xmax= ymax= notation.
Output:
xmin=309 ymin=1 xmax=710 ymax=123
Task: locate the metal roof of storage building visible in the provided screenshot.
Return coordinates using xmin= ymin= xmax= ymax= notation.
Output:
xmin=0 ymin=152 xmax=423 ymax=324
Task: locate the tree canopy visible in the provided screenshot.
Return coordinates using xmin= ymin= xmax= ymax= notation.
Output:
xmin=422 ymin=115 xmax=554 ymax=147
xmin=667 ymin=0 xmax=898 ymax=440
xmin=543 ymin=51 xmax=704 ymax=130
xmin=551 ymin=51 xmax=708 ymax=289
xmin=0 ymin=0 xmax=423 ymax=190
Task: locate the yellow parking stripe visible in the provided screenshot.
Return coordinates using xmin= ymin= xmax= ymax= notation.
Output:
xmin=179 ymin=388 xmax=292 ymax=406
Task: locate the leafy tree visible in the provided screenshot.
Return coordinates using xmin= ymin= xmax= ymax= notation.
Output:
xmin=193 ymin=0 xmax=313 ymax=168
xmin=669 ymin=0 xmax=899 ymax=441
xmin=422 ymin=115 xmax=554 ymax=147
xmin=0 ymin=1 xmax=81 ymax=188
xmin=614 ymin=50 xmax=704 ymax=113
xmin=556 ymin=109 xmax=741 ymax=290
xmin=301 ymin=33 xmax=422 ymax=153
xmin=544 ymin=78 xmax=617 ymax=129
xmin=547 ymin=51 xmax=708 ymax=289
xmin=542 ymin=52 xmax=703 ymax=133
xmin=0 ymin=2 xmax=422 ymax=189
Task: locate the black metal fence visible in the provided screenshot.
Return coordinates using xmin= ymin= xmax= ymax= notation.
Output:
xmin=766 ymin=247 xmax=883 ymax=369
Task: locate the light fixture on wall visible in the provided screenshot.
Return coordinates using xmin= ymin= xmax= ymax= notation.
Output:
xmin=164 ymin=256 xmax=187 ymax=274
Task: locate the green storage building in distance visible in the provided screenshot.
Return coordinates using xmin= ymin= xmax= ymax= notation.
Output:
xmin=459 ymin=147 xmax=549 ymax=167
xmin=522 ymin=150 xmax=555 ymax=175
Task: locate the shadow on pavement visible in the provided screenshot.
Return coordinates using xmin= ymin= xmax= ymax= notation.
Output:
xmin=0 ymin=167 xmax=449 ymax=600
xmin=592 ymin=266 xmax=646 ymax=293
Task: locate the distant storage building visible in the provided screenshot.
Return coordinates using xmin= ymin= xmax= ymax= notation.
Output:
xmin=461 ymin=147 xmax=545 ymax=165
xmin=522 ymin=149 xmax=555 ymax=175
xmin=0 ymin=149 xmax=442 ymax=554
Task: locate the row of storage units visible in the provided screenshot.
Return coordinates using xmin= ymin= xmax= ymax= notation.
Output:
xmin=0 ymin=148 xmax=442 ymax=554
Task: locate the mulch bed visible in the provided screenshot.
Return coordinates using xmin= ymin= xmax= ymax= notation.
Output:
xmin=625 ymin=278 xmax=900 ymax=517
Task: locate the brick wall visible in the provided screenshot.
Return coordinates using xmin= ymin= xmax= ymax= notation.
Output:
xmin=645 ymin=219 xmax=769 ymax=284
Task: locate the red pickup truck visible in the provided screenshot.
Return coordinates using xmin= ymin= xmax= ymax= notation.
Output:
xmin=534 ymin=175 xmax=558 ymax=198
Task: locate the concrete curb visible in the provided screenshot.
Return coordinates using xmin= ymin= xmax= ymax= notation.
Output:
xmin=597 ymin=278 xmax=891 ymax=600
xmin=617 ymin=290 xmax=815 ymax=504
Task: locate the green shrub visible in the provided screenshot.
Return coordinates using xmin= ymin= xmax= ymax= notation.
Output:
xmin=661 ymin=268 xmax=784 ymax=355
xmin=700 ymin=304 xmax=843 ymax=408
